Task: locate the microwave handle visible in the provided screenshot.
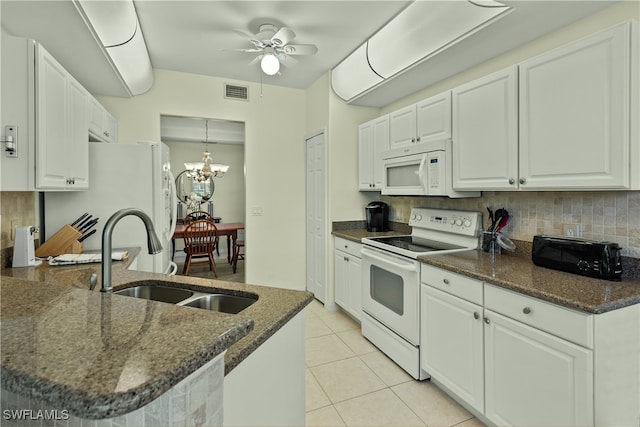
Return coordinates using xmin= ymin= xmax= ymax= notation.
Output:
xmin=417 ymin=154 xmax=429 ymax=193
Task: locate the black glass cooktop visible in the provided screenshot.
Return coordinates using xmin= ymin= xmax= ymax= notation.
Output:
xmin=369 ymin=236 xmax=465 ymax=253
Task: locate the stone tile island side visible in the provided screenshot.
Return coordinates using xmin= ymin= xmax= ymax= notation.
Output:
xmin=0 ymin=248 xmax=314 ymax=426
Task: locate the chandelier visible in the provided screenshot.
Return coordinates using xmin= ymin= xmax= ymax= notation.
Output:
xmin=184 ymin=120 xmax=230 ymax=182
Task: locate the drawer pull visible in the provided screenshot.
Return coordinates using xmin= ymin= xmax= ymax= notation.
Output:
xmin=473 ymin=312 xmax=480 ymax=320
xmin=443 ymin=278 xmax=450 ymax=285
xmin=484 ymin=316 xmax=491 ymax=325
xmin=523 ymin=307 xmax=532 ymax=315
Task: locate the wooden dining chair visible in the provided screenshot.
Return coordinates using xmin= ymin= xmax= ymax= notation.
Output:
xmin=182 ymin=219 xmax=219 ymax=277
xmin=232 ymin=230 xmax=245 ymax=274
xmin=184 ymin=211 xmax=220 ymax=255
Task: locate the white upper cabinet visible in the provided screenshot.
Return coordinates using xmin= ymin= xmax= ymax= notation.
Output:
xmin=358 ymin=115 xmax=389 ymax=191
xmin=453 ymin=21 xmax=638 ymax=192
xmin=35 ymin=44 xmax=89 ymax=190
xmin=390 ymin=91 xmax=451 ymax=149
xmin=89 ymin=95 xmax=118 ymax=143
xmin=452 ymin=67 xmax=518 ymax=191
xmin=519 ymin=21 xmax=633 ymax=190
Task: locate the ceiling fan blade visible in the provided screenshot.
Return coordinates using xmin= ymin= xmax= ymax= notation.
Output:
xmin=282 ymin=44 xmax=318 ymax=56
xmin=271 ymin=27 xmax=296 ymax=47
xmin=221 ymin=48 xmax=263 ymax=53
xmin=248 ymin=55 xmax=264 ymax=66
xmin=232 ymin=28 xmax=266 ymax=49
xmin=276 ymin=53 xmax=299 ymax=68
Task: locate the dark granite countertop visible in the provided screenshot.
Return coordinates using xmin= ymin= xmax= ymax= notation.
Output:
xmin=420 ymin=250 xmax=640 ymax=314
xmin=0 ymin=248 xmax=313 ymax=419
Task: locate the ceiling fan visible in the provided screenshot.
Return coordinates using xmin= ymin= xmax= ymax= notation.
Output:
xmin=230 ymin=24 xmax=318 ymax=75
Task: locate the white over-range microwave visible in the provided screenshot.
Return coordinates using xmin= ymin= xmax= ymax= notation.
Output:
xmin=381 ymin=140 xmax=480 ymax=198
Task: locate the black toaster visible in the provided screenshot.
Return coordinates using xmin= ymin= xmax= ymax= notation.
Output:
xmin=532 ymin=235 xmax=623 ymax=281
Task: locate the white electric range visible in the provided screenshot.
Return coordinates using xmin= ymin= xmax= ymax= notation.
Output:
xmin=360 ymin=207 xmax=482 ymax=379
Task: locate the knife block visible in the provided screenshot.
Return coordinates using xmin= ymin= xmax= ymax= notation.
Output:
xmin=35 ymin=225 xmax=82 ymax=257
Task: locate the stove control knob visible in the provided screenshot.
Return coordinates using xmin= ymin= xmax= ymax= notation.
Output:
xmin=464 ymin=219 xmax=472 ymax=228
xmin=415 ymin=214 xmax=422 ymax=221
xmin=577 ymin=260 xmax=590 ymax=272
xmin=455 ymin=219 xmax=463 ymax=227
xmin=411 ymin=214 xmax=417 ymax=221
xmin=449 ymin=218 xmax=456 ymax=225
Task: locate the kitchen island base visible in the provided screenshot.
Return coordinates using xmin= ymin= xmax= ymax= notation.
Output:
xmin=1 ymin=352 xmax=225 ymax=427
xmin=223 ymin=311 xmax=305 ymax=426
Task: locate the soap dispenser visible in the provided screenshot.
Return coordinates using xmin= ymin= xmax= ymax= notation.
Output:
xmin=13 ymin=226 xmax=42 ymax=268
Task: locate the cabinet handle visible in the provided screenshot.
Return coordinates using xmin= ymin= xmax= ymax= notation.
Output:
xmin=411 ymin=138 xmax=416 ymax=143
xmin=344 ymin=257 xmax=349 ymax=262
xmin=416 ymin=136 xmax=421 ymax=142
xmin=523 ymin=307 xmax=532 ymax=315
xmin=484 ymin=316 xmax=491 ymax=324
xmin=344 ymin=245 xmax=348 ymax=249
xmin=443 ymin=278 xmax=450 ymax=285
xmin=508 ymin=178 xmax=515 ymax=185
xmin=473 ymin=312 xmax=480 ymax=320
xmin=104 ymin=131 xmax=109 ymax=137
xmin=519 ymin=177 xmax=526 ymax=185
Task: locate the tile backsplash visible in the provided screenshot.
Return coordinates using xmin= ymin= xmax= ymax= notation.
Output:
xmin=0 ymin=192 xmax=36 ymax=250
xmin=382 ymin=191 xmax=640 ymax=258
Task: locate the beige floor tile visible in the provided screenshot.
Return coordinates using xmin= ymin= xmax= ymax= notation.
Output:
xmin=307 ymin=315 xmax=334 ymax=339
xmin=306 ymin=369 xmax=331 ymax=412
xmin=306 ymin=405 xmax=346 ymax=427
xmin=454 ymin=417 xmax=487 ymax=427
xmin=336 ymin=329 xmax=378 ymax=355
xmin=360 ymin=351 xmax=414 ymax=387
xmin=334 ymin=389 xmax=425 ymax=427
xmin=306 ymin=299 xmax=327 ymax=317
xmin=306 ymin=334 xmax=356 ymax=367
xmin=391 ymin=381 xmax=473 ymax=427
xmin=310 ymin=357 xmax=386 ymax=403
xmin=317 ymin=310 xmax=360 ymax=333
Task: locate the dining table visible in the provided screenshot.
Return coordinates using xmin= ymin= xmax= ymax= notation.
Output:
xmin=172 ymin=222 xmax=244 ymax=263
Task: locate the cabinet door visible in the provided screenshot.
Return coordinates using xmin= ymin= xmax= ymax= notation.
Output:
xmin=347 ymin=255 xmax=362 ymax=321
xmin=389 ymin=104 xmax=417 ymax=148
xmin=371 ymin=115 xmax=389 ymax=189
xmin=519 ymin=23 xmax=630 ymax=189
xmin=104 ymin=111 xmax=117 ymax=143
xmin=334 ymin=250 xmax=349 ymax=310
xmin=484 ymin=310 xmax=593 ymax=427
xmin=88 ymin=95 xmax=104 ymax=138
xmin=421 ymin=285 xmax=484 ymax=413
xmin=66 ymin=78 xmax=89 ymax=189
xmin=452 ymin=66 xmax=518 ymax=190
xmin=416 ymin=92 xmax=451 ymax=144
xmin=358 ymin=122 xmax=375 ymax=190
xmin=35 ymin=45 xmax=69 ymax=189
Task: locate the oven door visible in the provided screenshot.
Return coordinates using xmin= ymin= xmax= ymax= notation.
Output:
xmin=381 ymin=152 xmax=428 ymax=196
xmin=361 ymin=246 xmax=420 ymax=344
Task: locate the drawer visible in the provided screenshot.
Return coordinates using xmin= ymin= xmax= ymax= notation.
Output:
xmin=485 ymin=284 xmax=593 ymax=349
xmin=421 ymin=263 xmax=483 ymax=305
xmin=334 ymin=237 xmax=362 ymax=258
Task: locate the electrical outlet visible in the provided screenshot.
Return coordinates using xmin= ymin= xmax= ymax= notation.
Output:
xmin=5 ymin=125 xmax=17 ymax=157
xmin=563 ymin=224 xmax=582 ymax=237
xmin=251 ymin=206 xmax=263 ymax=216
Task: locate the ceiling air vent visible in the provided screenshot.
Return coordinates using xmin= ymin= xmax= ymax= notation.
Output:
xmin=224 ymin=83 xmax=249 ymax=101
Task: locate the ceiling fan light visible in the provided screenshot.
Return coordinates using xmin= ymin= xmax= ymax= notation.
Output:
xmin=261 ymin=53 xmax=280 ymax=75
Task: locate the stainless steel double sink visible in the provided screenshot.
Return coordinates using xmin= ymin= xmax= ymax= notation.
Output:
xmin=114 ymin=282 xmax=257 ymax=314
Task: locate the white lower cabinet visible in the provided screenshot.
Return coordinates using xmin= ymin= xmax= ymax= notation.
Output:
xmin=421 ymin=285 xmax=484 ymax=413
xmin=484 ymin=309 xmax=593 ymax=427
xmin=333 ymin=237 xmax=362 ymax=320
xmin=420 ymin=264 xmax=607 ymax=427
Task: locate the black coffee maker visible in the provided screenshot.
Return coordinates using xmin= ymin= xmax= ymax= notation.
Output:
xmin=365 ymin=201 xmax=389 ymax=232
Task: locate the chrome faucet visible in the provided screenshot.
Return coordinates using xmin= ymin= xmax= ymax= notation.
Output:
xmin=100 ymin=208 xmax=162 ymax=292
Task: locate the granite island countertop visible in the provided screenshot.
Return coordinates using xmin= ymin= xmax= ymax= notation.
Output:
xmin=0 ymin=249 xmax=313 ymax=419
xmin=420 ymin=250 xmax=640 ymax=314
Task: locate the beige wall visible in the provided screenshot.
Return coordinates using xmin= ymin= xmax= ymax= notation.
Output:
xmin=99 ymin=70 xmax=307 ymax=290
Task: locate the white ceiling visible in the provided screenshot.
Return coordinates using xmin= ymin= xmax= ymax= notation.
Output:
xmin=0 ymin=0 xmax=410 ymax=97
xmin=0 ymin=0 xmax=622 ymax=105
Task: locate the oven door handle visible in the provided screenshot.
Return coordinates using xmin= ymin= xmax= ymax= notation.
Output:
xmin=361 ymin=247 xmax=417 ymax=271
